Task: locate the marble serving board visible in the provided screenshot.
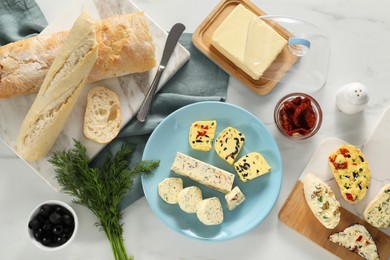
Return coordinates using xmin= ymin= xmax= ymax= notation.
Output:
xmin=0 ymin=0 xmax=190 ymax=191
xmin=279 ymin=106 xmax=390 ymax=258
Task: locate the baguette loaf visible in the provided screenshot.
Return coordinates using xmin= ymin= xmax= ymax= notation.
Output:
xmin=83 ymin=86 xmax=122 ymax=144
xmin=17 ymin=12 xmax=98 ymax=161
xmin=0 ymin=11 xmax=156 ymax=98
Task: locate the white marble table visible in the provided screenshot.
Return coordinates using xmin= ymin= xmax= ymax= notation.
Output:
xmin=1 ymin=0 xmax=390 ymax=259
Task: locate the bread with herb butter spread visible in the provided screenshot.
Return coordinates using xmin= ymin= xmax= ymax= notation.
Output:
xmin=303 ymin=173 xmax=340 ymax=229
xmin=328 ymin=224 xmax=379 ymax=260
xmin=328 ymin=144 xmax=371 ymax=204
xmin=363 ymin=183 xmax=390 ymax=228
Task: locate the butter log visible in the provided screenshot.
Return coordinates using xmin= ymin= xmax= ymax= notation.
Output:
xmin=171 ymin=152 xmax=235 ymax=194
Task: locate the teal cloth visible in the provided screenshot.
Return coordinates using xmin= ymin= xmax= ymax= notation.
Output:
xmin=0 ymin=0 xmax=47 ymax=45
xmin=90 ymin=33 xmax=229 ymax=208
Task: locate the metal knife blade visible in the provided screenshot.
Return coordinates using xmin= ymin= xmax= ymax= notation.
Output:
xmin=136 ymin=23 xmax=186 ymax=122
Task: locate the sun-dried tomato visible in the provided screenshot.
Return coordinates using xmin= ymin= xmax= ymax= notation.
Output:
xmin=278 ymin=96 xmax=317 ymax=136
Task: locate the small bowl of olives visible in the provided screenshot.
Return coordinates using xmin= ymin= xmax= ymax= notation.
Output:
xmin=28 ymin=200 xmax=78 ymax=250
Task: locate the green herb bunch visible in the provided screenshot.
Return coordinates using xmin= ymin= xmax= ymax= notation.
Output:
xmin=49 ymin=140 xmax=159 ymax=260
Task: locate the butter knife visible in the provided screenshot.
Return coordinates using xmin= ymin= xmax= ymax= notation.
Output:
xmin=136 ymin=23 xmax=186 ymax=122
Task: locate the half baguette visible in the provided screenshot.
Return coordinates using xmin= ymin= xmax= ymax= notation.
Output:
xmin=17 ymin=12 xmax=98 ymax=161
xmin=83 ymin=86 xmax=122 ymax=144
xmin=0 ymin=11 xmax=155 ymax=98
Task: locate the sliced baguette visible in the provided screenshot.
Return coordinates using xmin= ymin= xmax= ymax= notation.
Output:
xmin=83 ymin=86 xmax=122 ymax=144
xmin=17 ymin=12 xmax=98 ymax=161
xmin=0 ymin=12 xmax=155 ymax=98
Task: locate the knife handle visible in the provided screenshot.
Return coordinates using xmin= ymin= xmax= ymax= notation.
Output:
xmin=136 ymin=66 xmax=164 ymax=122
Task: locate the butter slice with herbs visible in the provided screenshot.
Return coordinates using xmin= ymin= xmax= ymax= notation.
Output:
xmin=234 ymin=152 xmax=271 ymax=182
xmin=210 ymin=4 xmax=287 ymax=80
xmin=196 ymin=197 xmax=224 ymax=225
xmin=214 ymin=127 xmax=245 ymax=165
xmin=171 ymin=152 xmax=234 ymax=194
xmin=303 ymin=173 xmax=340 ymax=229
xmin=178 ymin=186 xmax=203 ymax=213
xmin=225 ymin=186 xmax=246 ymax=210
xmin=189 ymin=120 xmax=217 ymax=151
xmin=363 ymin=183 xmax=390 ymax=228
xmin=158 ymin=177 xmax=183 ymax=204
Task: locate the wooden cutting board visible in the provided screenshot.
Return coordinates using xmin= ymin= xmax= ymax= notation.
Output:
xmin=279 ymin=181 xmax=390 ymax=259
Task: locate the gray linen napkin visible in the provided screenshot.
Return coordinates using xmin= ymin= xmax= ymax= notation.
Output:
xmin=0 ymin=0 xmax=47 ymax=45
xmin=90 ymin=33 xmax=229 ymax=208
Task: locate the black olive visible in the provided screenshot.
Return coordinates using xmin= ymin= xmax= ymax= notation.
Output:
xmin=52 ymin=225 xmax=64 ymax=235
xmin=42 ymin=221 xmax=52 ymax=232
xmin=49 ymin=212 xmax=62 ymax=225
xmin=28 ymin=218 xmax=40 ymax=231
xmin=41 ymin=234 xmax=52 ymax=246
xmin=39 ymin=204 xmax=53 ymax=217
xmin=56 ymin=233 xmax=68 ymax=245
xmin=62 ymin=214 xmax=74 ymax=226
xmin=34 ymin=228 xmax=43 ymax=241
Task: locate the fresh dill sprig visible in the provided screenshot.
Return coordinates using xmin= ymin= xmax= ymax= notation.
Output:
xmin=49 ymin=140 xmax=159 ymax=260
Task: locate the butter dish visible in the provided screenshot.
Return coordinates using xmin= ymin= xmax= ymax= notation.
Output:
xmin=193 ymin=0 xmax=330 ymax=95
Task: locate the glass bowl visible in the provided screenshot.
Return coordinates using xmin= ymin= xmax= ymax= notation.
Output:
xmin=27 ymin=200 xmax=78 ymax=251
xmin=274 ymin=92 xmax=322 ymax=140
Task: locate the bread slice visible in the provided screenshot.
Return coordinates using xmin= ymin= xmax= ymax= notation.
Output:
xmin=16 ymin=12 xmax=98 ymax=161
xmin=363 ymin=183 xmax=390 ymax=228
xmin=328 ymin=224 xmax=379 ymax=260
xmin=328 ymin=144 xmax=371 ymax=204
xmin=0 ymin=12 xmax=155 ymax=98
xmin=303 ymin=173 xmax=340 ymax=229
xmin=83 ymin=86 xmax=122 ymax=144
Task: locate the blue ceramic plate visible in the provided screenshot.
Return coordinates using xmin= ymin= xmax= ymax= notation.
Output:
xmin=141 ymin=101 xmax=282 ymax=241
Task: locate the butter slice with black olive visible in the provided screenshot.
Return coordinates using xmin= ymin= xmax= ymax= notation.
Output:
xmin=328 ymin=144 xmax=371 ymax=204
xmin=189 ymin=120 xmax=217 ymax=151
xmin=303 ymin=173 xmax=340 ymax=229
xmin=214 ymin=127 xmax=245 ymax=165
xmin=234 ymin=152 xmax=271 ymax=182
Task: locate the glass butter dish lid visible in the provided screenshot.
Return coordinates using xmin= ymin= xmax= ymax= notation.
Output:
xmin=244 ymin=15 xmax=330 ymax=92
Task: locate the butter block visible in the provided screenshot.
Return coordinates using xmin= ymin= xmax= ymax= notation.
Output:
xmin=210 ymin=4 xmax=287 ymax=80
xmin=188 ymin=120 xmax=217 ymax=151
xmin=214 ymin=127 xmax=245 ymax=165
xmin=171 ymin=152 xmax=235 ymax=194
xmin=225 ymin=186 xmax=246 ymax=210
xmin=234 ymin=152 xmax=271 ymax=182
